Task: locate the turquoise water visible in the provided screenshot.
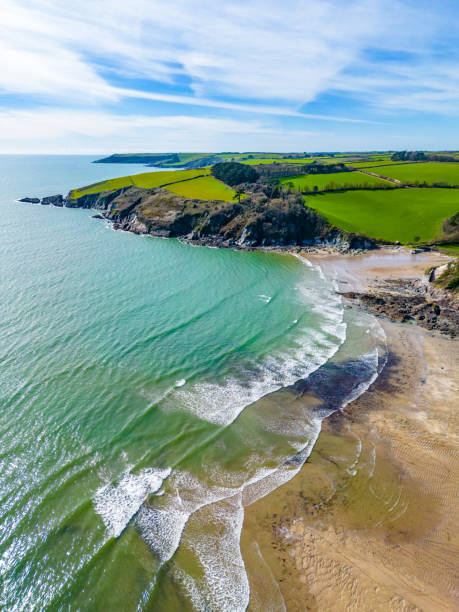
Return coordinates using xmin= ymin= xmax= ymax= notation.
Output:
xmin=0 ymin=156 xmax=383 ymax=610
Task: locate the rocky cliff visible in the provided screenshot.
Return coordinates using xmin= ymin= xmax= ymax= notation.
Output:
xmin=20 ymin=184 xmax=376 ymax=251
xmin=64 ymin=185 xmax=325 ymax=247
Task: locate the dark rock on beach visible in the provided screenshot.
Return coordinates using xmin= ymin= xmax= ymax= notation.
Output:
xmin=341 ymin=277 xmax=459 ymax=337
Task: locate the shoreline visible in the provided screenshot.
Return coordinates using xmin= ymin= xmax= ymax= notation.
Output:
xmin=241 ymin=249 xmax=458 ymax=611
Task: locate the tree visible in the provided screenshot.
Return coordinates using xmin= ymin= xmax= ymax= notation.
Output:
xmin=211 ymin=162 xmax=258 ymax=186
xmin=233 ymin=188 xmax=244 ymax=203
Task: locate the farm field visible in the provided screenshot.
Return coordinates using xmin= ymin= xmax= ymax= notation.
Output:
xmin=348 ymin=161 xmax=413 ymax=168
xmin=241 ymin=158 xmax=291 ymax=165
xmin=71 ymin=169 xmax=209 ymax=198
xmin=280 ymin=171 xmax=392 ymax=191
xmin=372 ymin=162 xmax=459 ymax=185
xmin=240 ymin=156 xmax=357 ymax=165
xmin=163 ymin=175 xmax=238 ymax=201
xmin=305 ymin=188 xmax=459 ymax=243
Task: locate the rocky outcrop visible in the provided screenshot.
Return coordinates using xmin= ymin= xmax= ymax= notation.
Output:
xmin=341 ymin=277 xmax=458 ymax=337
xmin=41 ymin=194 xmax=64 ymax=206
xmin=441 ymin=212 xmax=459 ymax=243
xmin=18 ymin=197 xmax=40 ymax=203
xmin=62 ymin=185 xmax=339 ymax=249
xmin=27 ymin=184 xmax=376 ymax=253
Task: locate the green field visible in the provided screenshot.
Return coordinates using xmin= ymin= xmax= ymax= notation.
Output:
xmin=71 ymin=169 xmax=210 ymax=198
xmin=439 ymin=244 xmax=459 ymax=255
xmin=371 ymin=162 xmax=459 ymax=185
xmin=241 ymin=158 xmax=289 ymax=165
xmin=163 ymin=176 xmax=238 ymax=201
xmin=241 ymin=157 xmax=360 ymax=165
xmin=348 ymin=161 xmax=413 ymax=168
xmin=280 ymin=171 xmax=392 ymax=192
xmin=306 ymin=188 xmax=459 ymax=243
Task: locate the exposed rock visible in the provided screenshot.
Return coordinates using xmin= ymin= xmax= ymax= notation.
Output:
xmin=441 ymin=212 xmax=459 ymax=242
xmin=91 ymin=214 xmax=105 ymax=219
xmin=30 ymin=184 xmax=376 ymax=254
xmin=41 ymin=194 xmax=64 ymax=206
xmin=62 ymin=185 xmax=336 ymax=248
xmin=341 ymin=276 xmax=458 ymax=337
xmin=18 ymin=197 xmax=40 ymax=203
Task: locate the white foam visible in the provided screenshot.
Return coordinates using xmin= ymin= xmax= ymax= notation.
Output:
xmin=173 ymin=493 xmax=250 ymax=612
xmin=173 ymin=312 xmax=346 ymax=426
xmin=129 ymin=254 xmax=389 ymax=609
xmin=163 ymin=251 xmax=348 ymax=426
xmin=94 ymin=467 xmax=171 ymax=537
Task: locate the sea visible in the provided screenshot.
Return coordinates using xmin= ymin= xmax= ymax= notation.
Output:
xmin=0 ymin=155 xmax=387 ymax=611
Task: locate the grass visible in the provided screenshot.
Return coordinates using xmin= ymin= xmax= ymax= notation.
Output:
xmin=305 ymin=188 xmax=459 ymax=243
xmin=241 ymin=157 xmax=357 ymax=165
xmin=163 ymin=176 xmax=238 ymax=201
xmin=371 ymin=162 xmax=459 ymax=185
xmin=280 ymin=171 xmax=393 ymax=191
xmin=438 ymin=244 xmax=459 ymax=255
xmin=241 ymin=159 xmax=290 ymax=165
xmin=71 ymin=169 xmax=210 ymax=198
xmin=348 ymin=161 xmax=413 ymax=168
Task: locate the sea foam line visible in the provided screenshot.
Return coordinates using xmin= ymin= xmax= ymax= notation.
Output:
xmin=93 ymin=467 xmax=171 ymax=537
xmin=94 ymin=254 xmax=388 ymax=610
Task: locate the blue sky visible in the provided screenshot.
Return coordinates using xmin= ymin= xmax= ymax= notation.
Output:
xmin=1 ymin=0 xmax=458 ymax=153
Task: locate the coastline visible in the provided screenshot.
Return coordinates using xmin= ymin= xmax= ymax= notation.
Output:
xmin=13 ymin=190 xmax=459 ymax=608
xmin=241 ymin=249 xmax=458 ymax=611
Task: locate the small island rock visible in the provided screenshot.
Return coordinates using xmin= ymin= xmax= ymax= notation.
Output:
xmin=41 ymin=194 xmax=64 ymax=206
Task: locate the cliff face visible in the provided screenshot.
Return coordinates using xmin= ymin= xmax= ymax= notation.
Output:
xmin=63 ymin=185 xmax=347 ymax=248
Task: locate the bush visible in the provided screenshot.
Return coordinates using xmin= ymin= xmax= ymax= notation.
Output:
xmin=211 ymin=162 xmax=259 ymax=186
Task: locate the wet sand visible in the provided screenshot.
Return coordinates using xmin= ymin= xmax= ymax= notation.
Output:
xmin=242 ymin=250 xmax=458 ymax=611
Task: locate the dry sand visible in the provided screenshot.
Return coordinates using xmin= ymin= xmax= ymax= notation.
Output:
xmin=242 ymin=249 xmax=458 ymax=612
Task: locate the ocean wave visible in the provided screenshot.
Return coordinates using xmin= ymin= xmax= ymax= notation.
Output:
xmin=91 ymin=253 xmax=388 ymax=611
xmin=165 ymin=263 xmax=347 ymax=426
xmin=93 ymin=467 xmax=171 ymax=537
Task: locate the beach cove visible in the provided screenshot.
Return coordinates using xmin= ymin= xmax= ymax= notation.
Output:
xmin=243 ymin=250 xmax=459 ymax=612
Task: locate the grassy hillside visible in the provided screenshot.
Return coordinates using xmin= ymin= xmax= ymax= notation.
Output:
xmin=306 ymin=188 xmax=459 ymax=243
xmin=71 ymin=169 xmax=210 ymax=198
xmin=280 ymin=171 xmax=392 ymax=191
xmin=71 ymin=168 xmax=238 ymax=203
xmin=164 ymin=176 xmax=238 ymax=201
xmin=372 ymin=162 xmax=459 ymax=185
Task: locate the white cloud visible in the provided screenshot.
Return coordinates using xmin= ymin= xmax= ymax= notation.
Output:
xmin=1 ymin=0 xmax=456 ymax=115
xmin=1 ymin=107 xmax=456 ymax=153
xmin=0 ymin=108 xmax=329 ymax=153
xmin=330 ymin=57 xmax=459 ymax=115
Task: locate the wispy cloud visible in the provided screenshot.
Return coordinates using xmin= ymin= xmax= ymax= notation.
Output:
xmin=116 ymin=88 xmax=376 ymax=123
xmin=0 ymin=108 xmax=330 ymax=153
xmin=2 ymin=1 xmax=454 ymax=109
xmin=1 ymin=0 xmax=458 ymax=151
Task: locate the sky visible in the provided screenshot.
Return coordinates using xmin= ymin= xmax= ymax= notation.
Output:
xmin=1 ymin=0 xmax=458 ymax=153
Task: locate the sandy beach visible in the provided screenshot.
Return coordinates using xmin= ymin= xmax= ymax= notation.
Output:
xmin=242 ymin=249 xmax=458 ymax=612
